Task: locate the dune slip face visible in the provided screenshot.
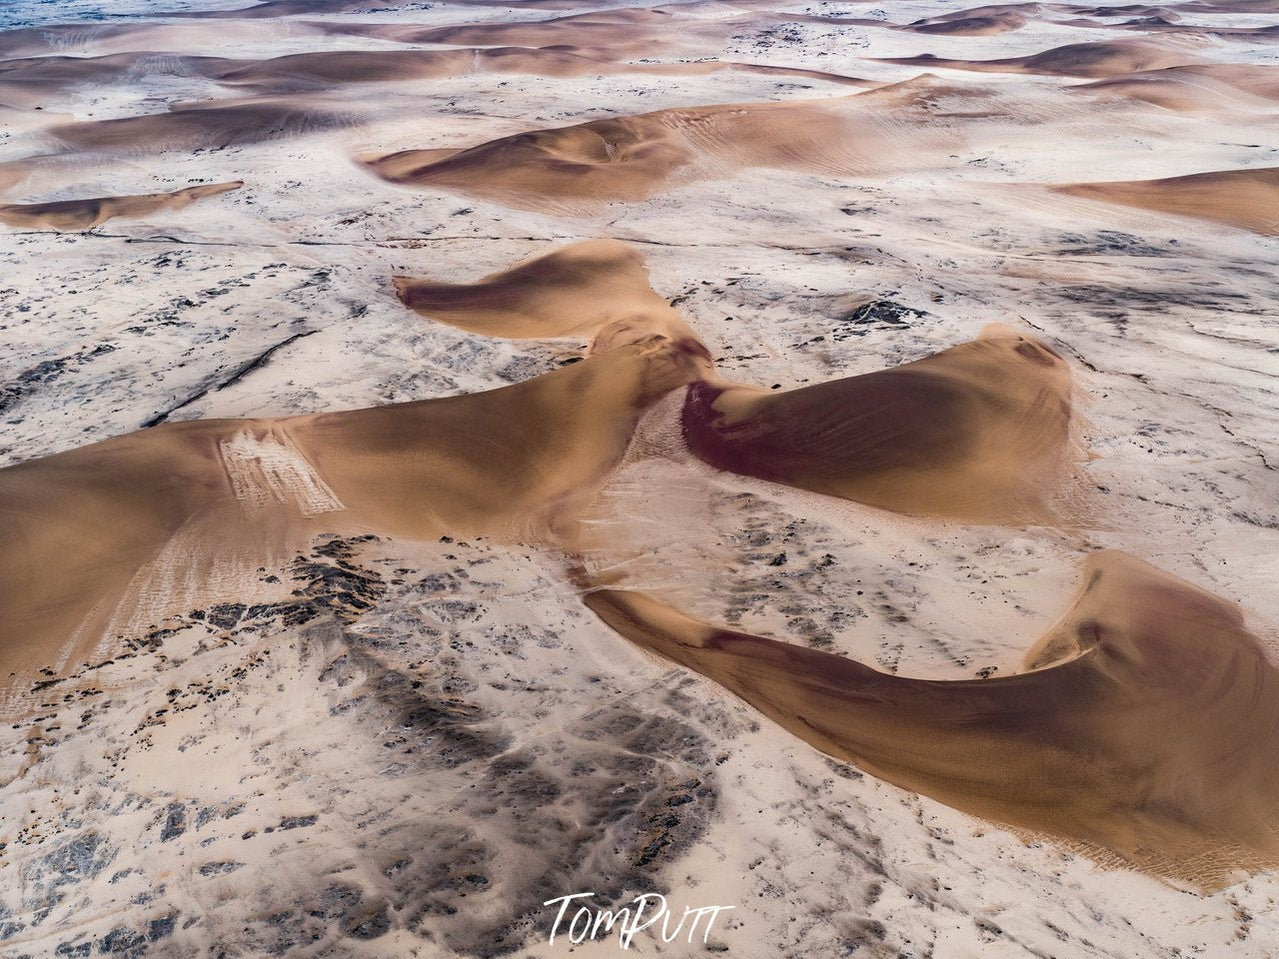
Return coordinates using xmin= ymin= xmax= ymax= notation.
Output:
xmin=2 ymin=0 xmax=1279 ymax=955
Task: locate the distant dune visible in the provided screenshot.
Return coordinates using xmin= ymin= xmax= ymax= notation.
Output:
xmin=362 ymin=88 xmax=962 ymax=210
xmin=876 ymin=39 xmax=1198 ymax=77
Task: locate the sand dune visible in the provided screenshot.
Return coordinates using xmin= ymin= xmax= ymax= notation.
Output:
xmin=362 ymin=89 xmax=959 ymax=210
xmin=312 ymin=8 xmax=710 ymax=59
xmin=682 ymin=325 xmax=1076 ymax=523
xmin=393 ymin=239 xmax=703 ymax=352
xmin=203 ymin=47 xmax=865 ymax=93
xmin=585 ymin=550 xmax=1279 ymax=890
xmin=0 ymin=337 xmax=705 ymax=699
xmin=0 ymin=181 xmax=242 ymax=231
xmin=1076 ymin=63 xmax=1279 ymax=110
xmin=0 ymin=47 xmax=864 ymax=102
xmin=1054 ymin=166 xmax=1279 ymax=234
xmin=48 ymin=97 xmax=351 ymax=154
xmin=877 ymin=39 xmax=1198 ymax=78
xmin=900 ymin=6 xmax=1031 ymax=34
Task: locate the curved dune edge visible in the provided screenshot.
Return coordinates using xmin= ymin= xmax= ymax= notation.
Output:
xmin=1052 ymin=167 xmax=1279 ymax=235
xmin=0 ymin=337 xmax=708 ymax=706
xmin=0 ymin=180 xmax=243 ymax=231
xmin=393 ymin=238 xmax=702 ymax=349
xmin=583 ymin=550 xmax=1279 ymax=892
xmin=683 ymin=324 xmax=1079 ymax=523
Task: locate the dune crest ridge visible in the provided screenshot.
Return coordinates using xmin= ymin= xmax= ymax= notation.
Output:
xmin=584 ymin=550 xmax=1279 ymax=891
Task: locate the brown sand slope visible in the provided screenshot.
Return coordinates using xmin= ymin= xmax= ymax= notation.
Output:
xmin=877 ymin=39 xmax=1197 ymax=78
xmin=682 ymin=325 xmax=1075 ymax=523
xmin=1054 ymin=167 xmax=1279 ymax=234
xmin=0 ymin=181 xmax=242 ymax=231
xmin=393 ymin=239 xmax=701 ymax=351
xmin=585 ymin=550 xmax=1279 ymax=891
xmin=362 ymin=91 xmax=954 ymax=210
xmin=0 ymin=337 xmax=706 ymax=705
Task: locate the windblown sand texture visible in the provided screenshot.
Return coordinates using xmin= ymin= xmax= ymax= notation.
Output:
xmin=1 ymin=0 xmax=1278 ymax=955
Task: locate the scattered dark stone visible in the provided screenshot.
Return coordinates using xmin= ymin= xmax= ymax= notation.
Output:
xmin=159 ymin=802 xmax=187 ymax=842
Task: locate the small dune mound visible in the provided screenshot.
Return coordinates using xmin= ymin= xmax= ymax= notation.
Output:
xmin=682 ymin=325 xmax=1076 ymax=523
xmin=877 ymin=39 xmax=1196 ymax=78
xmin=1053 ymin=166 xmax=1279 ymax=235
xmin=585 ymin=550 xmax=1279 ymax=891
xmin=393 ymin=239 xmax=704 ymax=353
xmin=0 ymin=181 xmax=243 ymax=231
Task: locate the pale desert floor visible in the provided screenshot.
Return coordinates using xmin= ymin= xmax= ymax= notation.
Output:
xmin=0 ymin=0 xmax=1278 ymax=956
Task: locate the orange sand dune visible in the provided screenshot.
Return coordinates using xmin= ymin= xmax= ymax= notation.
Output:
xmin=1054 ymin=167 xmax=1279 ymax=234
xmin=394 ymin=239 xmax=702 ymax=350
xmin=682 ymin=326 xmax=1076 ymax=523
xmin=0 ymin=337 xmax=706 ymax=703
xmin=362 ymin=89 xmax=959 ymax=211
xmin=49 ymin=97 xmax=350 ymax=153
xmin=586 ymin=550 xmax=1279 ymax=891
xmin=0 ymin=181 xmax=242 ymax=231
xmin=877 ymin=39 xmax=1197 ymax=78
xmin=1076 ymin=63 xmax=1279 ymax=110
